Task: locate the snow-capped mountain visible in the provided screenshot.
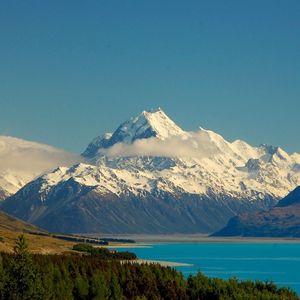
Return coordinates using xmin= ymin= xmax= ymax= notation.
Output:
xmin=82 ymin=109 xmax=185 ymax=159
xmin=2 ymin=109 xmax=300 ymax=233
xmin=82 ymin=109 xmax=300 ymax=200
xmin=0 ymin=136 xmax=80 ymax=200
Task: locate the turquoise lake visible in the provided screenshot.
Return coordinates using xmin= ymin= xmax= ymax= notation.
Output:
xmin=115 ymin=243 xmax=300 ymax=294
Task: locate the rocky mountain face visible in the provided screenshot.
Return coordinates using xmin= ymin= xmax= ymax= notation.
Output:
xmin=213 ymin=186 xmax=300 ymax=237
xmin=1 ymin=109 xmax=300 ymax=233
xmin=1 ymin=163 xmax=274 ymax=233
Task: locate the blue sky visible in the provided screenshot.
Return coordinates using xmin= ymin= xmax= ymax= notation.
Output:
xmin=1 ymin=1 xmax=299 ymax=153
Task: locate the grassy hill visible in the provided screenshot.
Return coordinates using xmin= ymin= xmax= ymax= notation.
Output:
xmin=0 ymin=210 xmax=75 ymax=253
xmin=0 ymin=210 xmax=45 ymax=233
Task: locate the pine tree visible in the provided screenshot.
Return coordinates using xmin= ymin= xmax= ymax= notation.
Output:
xmin=73 ymin=273 xmax=89 ymax=299
xmin=0 ymin=254 xmax=6 ymax=300
xmin=89 ymin=272 xmax=110 ymax=300
xmin=109 ymin=273 xmax=122 ymax=300
xmin=6 ymin=235 xmax=43 ymax=300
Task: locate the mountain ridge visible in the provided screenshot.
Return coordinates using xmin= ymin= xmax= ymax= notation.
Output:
xmin=213 ymin=186 xmax=300 ymax=237
xmin=82 ymin=109 xmax=185 ymax=159
xmin=1 ymin=109 xmax=300 ymax=233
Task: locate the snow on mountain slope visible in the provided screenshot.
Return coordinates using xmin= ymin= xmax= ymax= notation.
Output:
xmin=2 ymin=109 xmax=300 ymax=233
xmin=291 ymin=152 xmax=300 ymax=163
xmin=0 ymin=136 xmax=81 ymax=199
xmin=82 ymin=109 xmax=185 ymax=159
xmin=7 ymin=108 xmax=296 ymax=202
xmin=3 ymin=159 xmax=274 ymax=234
xmin=129 ymin=108 xmax=185 ymax=139
xmin=81 ymin=133 xmax=113 ymax=159
xmin=80 ymin=109 xmax=300 ymax=199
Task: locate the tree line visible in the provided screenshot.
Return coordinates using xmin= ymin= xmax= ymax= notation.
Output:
xmin=72 ymin=243 xmax=137 ymax=260
xmin=0 ymin=235 xmax=298 ymax=299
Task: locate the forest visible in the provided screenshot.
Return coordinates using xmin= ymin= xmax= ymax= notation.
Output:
xmin=72 ymin=243 xmax=137 ymax=260
xmin=0 ymin=235 xmax=298 ymax=300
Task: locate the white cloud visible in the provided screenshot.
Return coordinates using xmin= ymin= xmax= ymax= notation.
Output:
xmin=103 ymin=131 xmax=221 ymax=159
xmin=0 ymin=136 xmax=83 ymax=193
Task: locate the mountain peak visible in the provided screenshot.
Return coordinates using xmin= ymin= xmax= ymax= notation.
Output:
xmin=82 ymin=109 xmax=185 ymax=158
xmin=134 ymin=108 xmax=184 ymax=139
xmin=259 ymin=144 xmax=280 ymax=155
xmin=259 ymin=144 xmax=290 ymax=163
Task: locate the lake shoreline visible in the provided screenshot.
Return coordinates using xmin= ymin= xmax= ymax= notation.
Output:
xmin=124 ymin=259 xmax=193 ymax=267
xmin=87 ymin=233 xmax=300 ymax=244
xmin=109 ymin=242 xmax=300 ymax=295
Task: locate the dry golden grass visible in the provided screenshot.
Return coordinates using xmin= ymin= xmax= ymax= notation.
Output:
xmin=0 ymin=211 xmax=76 ymax=254
xmin=0 ymin=228 xmax=76 ymax=254
xmin=0 ymin=211 xmax=42 ymax=232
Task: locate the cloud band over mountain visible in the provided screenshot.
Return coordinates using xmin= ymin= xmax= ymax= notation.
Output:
xmin=103 ymin=131 xmax=221 ymax=158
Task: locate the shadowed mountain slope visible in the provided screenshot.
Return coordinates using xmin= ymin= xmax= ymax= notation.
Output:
xmin=213 ymin=187 xmax=300 ymax=237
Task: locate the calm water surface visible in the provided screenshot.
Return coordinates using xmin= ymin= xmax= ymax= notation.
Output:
xmin=115 ymin=243 xmax=300 ymax=294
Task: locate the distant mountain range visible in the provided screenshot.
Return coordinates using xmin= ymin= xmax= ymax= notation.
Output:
xmin=213 ymin=186 xmax=300 ymax=237
xmin=1 ymin=109 xmax=300 ymax=233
